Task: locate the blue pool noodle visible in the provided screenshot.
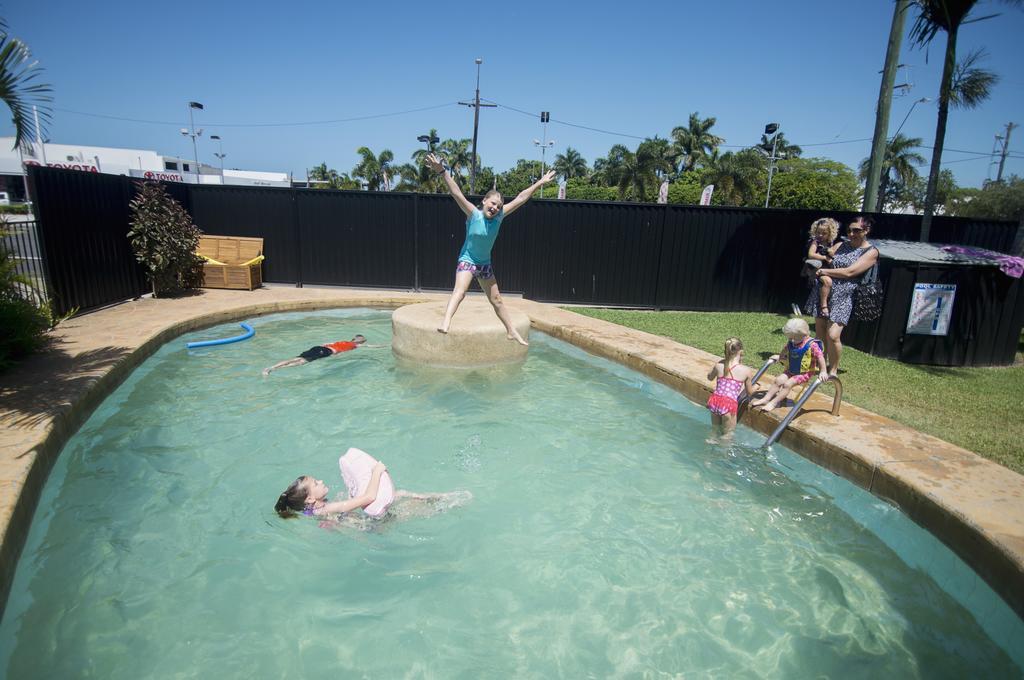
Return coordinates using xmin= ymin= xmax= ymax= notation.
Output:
xmin=186 ymin=322 xmax=255 ymax=349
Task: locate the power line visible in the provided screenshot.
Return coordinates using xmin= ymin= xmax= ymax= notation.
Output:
xmin=52 ymin=102 xmax=460 ymax=128
xmin=48 ymin=101 xmax=1024 ymax=161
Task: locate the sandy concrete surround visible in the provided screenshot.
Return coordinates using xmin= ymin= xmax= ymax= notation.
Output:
xmin=1 ymin=286 xmax=1023 ymax=624
xmin=392 ymin=299 xmax=530 ymax=366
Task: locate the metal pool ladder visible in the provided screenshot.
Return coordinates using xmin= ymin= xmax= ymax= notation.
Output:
xmin=763 ymin=376 xmax=843 ymax=448
xmin=740 ymin=356 xmax=844 ymax=448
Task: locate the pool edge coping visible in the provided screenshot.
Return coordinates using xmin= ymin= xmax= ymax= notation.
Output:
xmin=0 ymin=288 xmax=1021 ymax=626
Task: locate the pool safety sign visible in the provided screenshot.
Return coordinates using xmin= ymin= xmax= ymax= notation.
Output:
xmin=906 ymin=283 xmax=956 ymax=335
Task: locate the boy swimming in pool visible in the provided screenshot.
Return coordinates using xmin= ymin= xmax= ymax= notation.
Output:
xmin=262 ymin=334 xmax=371 ymax=375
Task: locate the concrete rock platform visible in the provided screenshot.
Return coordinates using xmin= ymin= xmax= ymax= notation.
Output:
xmin=391 ymin=300 xmax=529 ymax=367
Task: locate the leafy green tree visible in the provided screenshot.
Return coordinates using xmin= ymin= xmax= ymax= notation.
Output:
xmin=666 ymin=171 xmax=706 ymax=204
xmin=474 ymin=166 xmax=496 ymax=195
xmin=497 ymin=159 xmax=544 ymax=195
xmin=858 ymin=134 xmax=926 ymax=212
xmin=671 ymin=112 xmax=724 ymax=172
xmin=392 ymin=163 xmax=424 ymax=192
xmin=592 ymin=144 xmax=630 ymax=187
xmin=410 ymin=129 xmax=442 ymax=166
xmin=756 ymin=132 xmax=802 ymax=160
xmin=308 ymin=163 xmax=360 ymax=190
xmin=564 ymin=177 xmax=619 ymax=201
xmin=909 ymin=0 xmax=1019 ymax=239
xmin=352 ymin=147 xmax=395 ymax=191
xmin=439 ymin=138 xmax=473 ymax=185
xmin=0 ymin=19 xmax=51 ymax=150
xmin=127 ymin=182 xmax=204 ymax=297
xmin=701 ymin=149 xmax=766 ymax=206
xmin=614 ymin=139 xmax=674 ymax=201
xmin=769 ymin=157 xmax=860 ymax=211
xmin=553 ymin=147 xmax=589 ymax=180
xmin=406 ymin=129 xmax=446 ymax=192
xmin=947 ymin=175 xmax=1024 ymax=221
xmin=908 ymin=168 xmax=960 ymax=214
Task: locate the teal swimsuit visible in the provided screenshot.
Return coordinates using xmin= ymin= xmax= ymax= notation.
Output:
xmin=458 ymin=208 xmax=504 ymax=266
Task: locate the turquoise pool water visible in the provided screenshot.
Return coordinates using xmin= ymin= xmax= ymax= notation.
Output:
xmin=1 ymin=309 xmax=1020 ymax=677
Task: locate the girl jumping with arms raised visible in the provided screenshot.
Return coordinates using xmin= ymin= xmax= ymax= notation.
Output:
xmin=425 ymin=153 xmax=554 ymax=344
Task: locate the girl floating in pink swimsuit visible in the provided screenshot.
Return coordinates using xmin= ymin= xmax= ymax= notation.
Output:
xmin=705 ymin=337 xmax=756 ymax=438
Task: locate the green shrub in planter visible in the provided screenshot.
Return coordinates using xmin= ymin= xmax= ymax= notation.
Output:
xmin=127 ymin=182 xmax=204 ymax=297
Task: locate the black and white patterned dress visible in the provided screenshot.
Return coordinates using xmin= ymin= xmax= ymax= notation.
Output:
xmin=805 ymin=242 xmax=874 ymax=325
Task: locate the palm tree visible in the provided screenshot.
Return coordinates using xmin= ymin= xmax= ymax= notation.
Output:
xmin=352 ymin=147 xmax=395 ymax=191
xmin=909 ymin=0 xmax=1020 ymax=240
xmin=949 ymin=48 xmax=999 ymax=106
xmin=613 ymin=140 xmax=674 ymax=201
xmin=308 ymin=163 xmax=360 ymax=190
xmin=702 ymin=150 xmax=766 ymax=206
xmin=670 ymin=112 xmax=724 ymax=172
xmin=0 ymin=19 xmax=51 ymax=150
xmin=858 ymin=134 xmax=926 ymax=211
xmin=644 ymin=136 xmax=676 ymax=181
xmin=410 ymin=128 xmax=442 ymax=166
xmin=756 ymin=132 xmax=802 ymax=160
xmin=439 ymin=138 xmax=473 ymax=185
xmin=593 ymin=144 xmax=630 ymax=190
xmin=553 ymin=147 xmax=588 ymax=180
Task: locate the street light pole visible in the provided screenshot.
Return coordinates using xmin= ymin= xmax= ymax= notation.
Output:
xmin=533 ymin=111 xmax=554 ymax=198
xmin=184 ymin=101 xmax=204 ymax=183
xmin=417 ymin=133 xmax=439 ymax=154
xmin=763 ymin=122 xmax=780 ymax=209
xmin=892 ymin=97 xmax=931 ymax=141
xmin=210 ymin=135 xmax=226 ymax=184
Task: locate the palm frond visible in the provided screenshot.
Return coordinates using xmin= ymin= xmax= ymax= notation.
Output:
xmin=0 ymin=20 xmax=53 ymax=151
xmin=949 ymin=48 xmax=999 ymax=108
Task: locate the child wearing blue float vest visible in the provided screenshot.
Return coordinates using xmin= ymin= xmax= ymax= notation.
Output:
xmin=749 ymin=318 xmax=828 ymax=412
xmin=424 ymin=152 xmax=555 ymax=345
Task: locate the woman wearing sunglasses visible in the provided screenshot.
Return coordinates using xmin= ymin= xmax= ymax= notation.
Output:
xmin=805 ymin=215 xmax=879 ymax=377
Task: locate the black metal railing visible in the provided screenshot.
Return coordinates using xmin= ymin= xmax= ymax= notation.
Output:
xmin=1 ymin=218 xmax=51 ymax=306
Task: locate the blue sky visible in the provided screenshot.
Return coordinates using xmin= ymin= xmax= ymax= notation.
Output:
xmin=5 ymin=1 xmax=1023 ymax=188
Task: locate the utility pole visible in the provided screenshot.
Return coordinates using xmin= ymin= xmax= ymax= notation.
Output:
xmin=863 ymin=0 xmax=909 ymax=213
xmin=996 ymin=122 xmax=1018 ymax=182
xmin=459 ymin=58 xmax=495 ymax=194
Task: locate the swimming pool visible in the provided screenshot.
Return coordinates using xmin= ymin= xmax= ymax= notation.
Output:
xmin=0 ymin=308 xmax=1020 ymax=677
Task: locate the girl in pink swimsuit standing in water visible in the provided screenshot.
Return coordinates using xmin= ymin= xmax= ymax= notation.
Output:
xmin=706 ymin=337 xmax=756 ymax=439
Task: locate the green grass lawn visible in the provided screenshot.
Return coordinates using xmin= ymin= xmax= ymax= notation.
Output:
xmin=571 ymin=308 xmax=1024 ymax=476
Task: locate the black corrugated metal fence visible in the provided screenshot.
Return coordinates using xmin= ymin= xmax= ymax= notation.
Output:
xmin=27 ymin=165 xmax=1020 ymax=320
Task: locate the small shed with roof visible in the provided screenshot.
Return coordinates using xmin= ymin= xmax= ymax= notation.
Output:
xmin=843 ymin=239 xmax=1024 ymax=366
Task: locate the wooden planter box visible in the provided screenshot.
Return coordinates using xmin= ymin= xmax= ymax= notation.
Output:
xmin=197 ymin=235 xmax=264 ymax=290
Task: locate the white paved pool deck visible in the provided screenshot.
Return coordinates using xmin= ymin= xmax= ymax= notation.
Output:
xmin=1 ymin=286 xmax=1022 ymax=623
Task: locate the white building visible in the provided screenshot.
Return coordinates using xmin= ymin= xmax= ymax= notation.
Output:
xmin=0 ymin=137 xmax=291 ymax=200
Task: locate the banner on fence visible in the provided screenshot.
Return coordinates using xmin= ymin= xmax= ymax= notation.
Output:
xmin=657 ymin=180 xmax=669 ymax=204
xmin=700 ymin=185 xmax=714 ymax=206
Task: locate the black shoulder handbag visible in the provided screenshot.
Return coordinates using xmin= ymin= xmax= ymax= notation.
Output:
xmin=852 ymin=248 xmax=884 ymax=322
